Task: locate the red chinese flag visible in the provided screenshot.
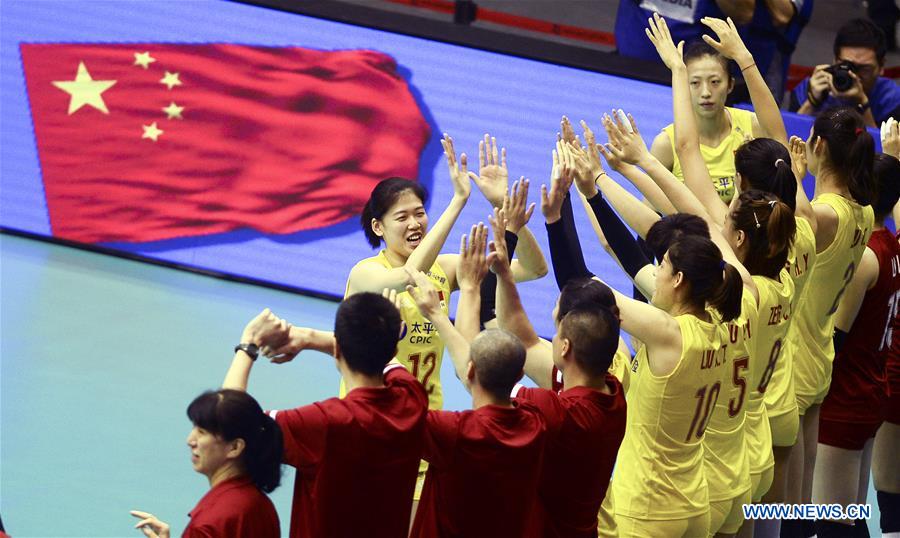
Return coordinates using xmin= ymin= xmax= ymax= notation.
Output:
xmin=20 ymin=44 xmax=430 ymax=243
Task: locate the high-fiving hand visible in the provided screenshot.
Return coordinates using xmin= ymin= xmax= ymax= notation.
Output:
xmin=441 ymin=133 xmax=473 ymax=200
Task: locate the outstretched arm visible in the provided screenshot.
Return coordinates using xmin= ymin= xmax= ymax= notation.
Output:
xmin=565 ymin=140 xmax=656 ymax=295
xmin=407 ymin=268 xmax=472 ymax=388
xmin=467 ymin=135 xmax=546 ymax=284
xmin=645 ymin=13 xmax=729 ymax=227
xmin=455 ymin=223 xmax=492 ymax=342
xmin=702 ymin=16 xmax=788 ymax=146
xmin=223 ymin=309 xmax=292 ymax=391
xmin=541 ymin=141 xmax=594 ymax=290
xmin=788 ymin=135 xmax=817 ymax=234
xmin=491 ymin=208 xmax=555 ymax=389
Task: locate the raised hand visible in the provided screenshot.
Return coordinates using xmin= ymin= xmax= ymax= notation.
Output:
xmin=701 ymin=17 xmax=753 ymax=67
xmin=883 ymin=118 xmax=900 ymax=159
xmin=488 ymin=207 xmax=512 ymax=276
xmin=457 ymin=223 xmax=490 ymax=291
xmin=566 ymin=141 xmax=601 ymax=198
xmin=468 ymin=133 xmax=509 ymax=207
xmin=504 ymin=177 xmax=536 ymax=233
xmin=441 ymin=133 xmax=472 ymax=200
xmin=603 ymin=111 xmax=649 ymax=166
xmin=560 ymin=116 xmax=578 ymax=144
xmin=130 ymin=510 xmax=170 ymax=538
xmin=645 ymin=12 xmax=685 ymax=71
xmin=789 ymin=136 xmax=808 ymax=182
xmin=405 ymin=269 xmax=443 ymax=321
xmin=579 ymin=120 xmax=607 ymax=172
xmin=540 ymin=142 xmax=575 ymax=223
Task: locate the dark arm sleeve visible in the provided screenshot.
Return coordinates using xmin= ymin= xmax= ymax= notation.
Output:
xmin=585 ymin=192 xmax=651 ymax=280
xmin=479 ymin=230 xmax=519 ymax=325
xmin=545 ymin=193 xmax=593 ymax=291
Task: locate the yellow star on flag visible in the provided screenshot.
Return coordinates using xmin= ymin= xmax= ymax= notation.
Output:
xmin=133 ymin=51 xmax=156 ymax=69
xmin=142 ymin=122 xmax=164 ymax=142
xmin=160 ymin=71 xmax=182 ymax=90
xmin=162 ymin=102 xmax=184 ymax=120
xmin=52 ymin=62 xmax=117 ymax=115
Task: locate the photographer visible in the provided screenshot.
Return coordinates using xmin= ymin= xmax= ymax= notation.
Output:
xmin=790 ymin=18 xmax=900 ymax=127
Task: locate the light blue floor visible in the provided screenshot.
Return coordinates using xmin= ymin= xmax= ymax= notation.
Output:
xmin=0 ymin=235 xmax=884 ymax=536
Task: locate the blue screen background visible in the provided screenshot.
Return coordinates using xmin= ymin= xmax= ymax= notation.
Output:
xmin=1 ymin=1 xmax=850 ymax=337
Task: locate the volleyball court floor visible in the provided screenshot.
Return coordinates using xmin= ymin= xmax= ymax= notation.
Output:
xmin=0 ymin=234 xmax=882 ymax=536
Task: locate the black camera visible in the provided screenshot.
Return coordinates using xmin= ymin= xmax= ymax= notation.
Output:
xmin=826 ymin=61 xmax=857 ymax=92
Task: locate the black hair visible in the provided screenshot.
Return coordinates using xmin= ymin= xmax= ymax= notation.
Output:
xmin=729 ymin=190 xmax=796 ymax=279
xmin=557 ymin=277 xmax=619 ymax=323
xmin=812 ymin=107 xmax=876 ymax=206
xmin=558 ymin=304 xmax=621 ymax=377
xmin=187 ymin=389 xmax=283 ymax=493
xmin=683 ymin=40 xmax=732 ymax=81
xmin=873 ymin=154 xmax=900 ymax=221
xmin=834 ymin=18 xmax=887 ymax=64
xmin=667 ymin=235 xmax=743 ymax=322
xmin=469 ymin=329 xmax=526 ymax=399
xmin=735 ymin=138 xmax=798 ymax=211
xmin=334 ymin=292 xmax=401 ymax=376
xmin=360 ymin=177 xmax=428 ymax=248
xmin=645 ymin=214 xmax=711 ymax=261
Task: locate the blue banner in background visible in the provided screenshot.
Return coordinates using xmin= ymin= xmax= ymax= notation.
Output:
xmin=1 ymin=0 xmax=861 ymax=337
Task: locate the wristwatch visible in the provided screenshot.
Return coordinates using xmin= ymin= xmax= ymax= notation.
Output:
xmin=856 ymin=100 xmax=870 ymax=114
xmin=234 ymin=343 xmax=260 ymax=361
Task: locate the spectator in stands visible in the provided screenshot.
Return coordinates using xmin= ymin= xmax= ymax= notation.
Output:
xmin=615 ymin=1 xmax=744 ymax=63
xmin=745 ymin=0 xmax=813 ymax=104
xmin=615 ymin=1 xmax=811 ymax=104
xmin=790 ymin=18 xmax=900 ymax=126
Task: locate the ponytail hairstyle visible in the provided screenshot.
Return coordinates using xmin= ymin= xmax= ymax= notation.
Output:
xmin=735 ymin=138 xmax=798 ymax=211
xmin=666 ymin=235 xmax=743 ymax=322
xmin=728 ymin=190 xmax=796 ymax=279
xmin=812 ymin=107 xmax=876 ymax=205
xmin=360 ymin=177 xmax=428 ymax=248
xmin=187 ymin=389 xmax=283 ymax=493
xmin=645 ymin=213 xmax=710 ymax=262
xmin=873 ymin=154 xmax=900 ymax=221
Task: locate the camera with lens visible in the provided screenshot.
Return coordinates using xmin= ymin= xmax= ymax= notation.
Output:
xmin=825 ymin=61 xmax=857 ymax=92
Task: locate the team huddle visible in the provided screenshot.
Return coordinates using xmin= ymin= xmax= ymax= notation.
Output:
xmin=130 ymin=14 xmax=900 ymax=538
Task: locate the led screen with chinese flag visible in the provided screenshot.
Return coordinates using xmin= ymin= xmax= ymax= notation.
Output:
xmin=1 ymin=1 xmax=820 ymax=337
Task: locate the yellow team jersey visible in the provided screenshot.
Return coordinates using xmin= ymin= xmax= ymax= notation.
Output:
xmin=608 ymin=343 xmax=633 ymax=393
xmin=791 ymin=194 xmax=874 ymax=404
xmin=748 ymin=270 xmax=795 ymax=473
xmin=663 ymin=107 xmax=755 ymax=204
xmin=341 ymin=251 xmax=450 ymax=410
xmin=613 ymin=314 xmax=729 ymax=519
xmin=704 ymin=289 xmax=755 ymax=502
xmin=768 ymin=217 xmax=816 ymax=418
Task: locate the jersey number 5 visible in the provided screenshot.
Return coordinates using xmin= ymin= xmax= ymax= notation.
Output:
xmin=728 ymin=357 xmax=749 ymax=417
